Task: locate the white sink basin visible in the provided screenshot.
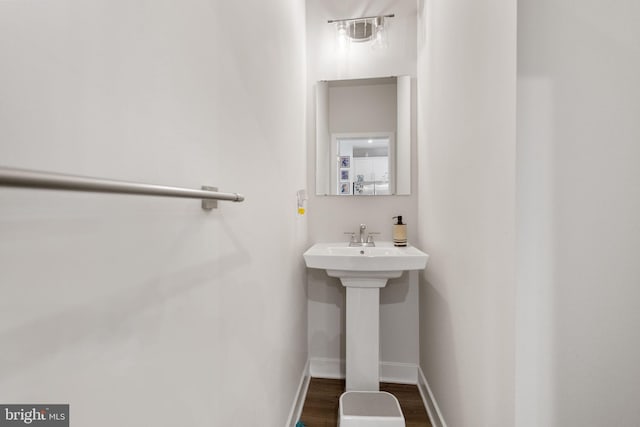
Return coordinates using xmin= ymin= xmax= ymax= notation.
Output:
xmin=303 ymin=241 xmax=429 ymax=282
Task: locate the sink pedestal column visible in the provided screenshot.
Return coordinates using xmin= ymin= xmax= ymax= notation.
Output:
xmin=341 ymin=277 xmax=388 ymax=392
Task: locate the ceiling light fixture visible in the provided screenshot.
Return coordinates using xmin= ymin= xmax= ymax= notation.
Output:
xmin=328 ymin=14 xmax=394 ymax=49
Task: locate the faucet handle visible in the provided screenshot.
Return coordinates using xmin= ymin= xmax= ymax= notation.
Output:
xmin=366 ymin=232 xmax=380 ymax=245
xmin=343 ymin=232 xmax=357 ymax=243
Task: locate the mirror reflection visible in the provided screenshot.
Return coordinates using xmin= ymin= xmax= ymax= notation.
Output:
xmin=334 ymin=134 xmax=393 ymax=195
xmin=315 ymin=76 xmax=410 ymax=196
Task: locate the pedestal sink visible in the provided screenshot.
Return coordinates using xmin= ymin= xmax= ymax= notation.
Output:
xmin=303 ymin=242 xmax=429 ymax=391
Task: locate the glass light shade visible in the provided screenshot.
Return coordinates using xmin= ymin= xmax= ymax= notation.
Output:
xmin=336 ymin=22 xmax=350 ymax=51
xmin=372 ymin=18 xmax=388 ymax=50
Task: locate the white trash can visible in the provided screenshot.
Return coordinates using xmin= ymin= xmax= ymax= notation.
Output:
xmin=338 ymin=391 xmax=406 ymax=427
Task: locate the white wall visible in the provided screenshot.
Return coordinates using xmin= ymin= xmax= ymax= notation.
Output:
xmin=516 ymin=1 xmax=640 ymax=425
xmin=419 ymin=0 xmax=640 ymax=425
xmin=0 ymin=1 xmax=307 ymax=426
xmin=306 ymin=0 xmax=420 ymax=379
xmin=417 ymin=0 xmax=517 ymax=426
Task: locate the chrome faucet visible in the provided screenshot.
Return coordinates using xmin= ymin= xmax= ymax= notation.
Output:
xmin=359 ymin=224 xmax=367 ymax=245
xmin=345 ymin=224 xmax=377 ymax=247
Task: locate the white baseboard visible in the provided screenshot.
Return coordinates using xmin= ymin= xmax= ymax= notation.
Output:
xmin=380 ymin=361 xmax=418 ymax=384
xmin=309 ymin=357 xmax=344 ymax=379
xmin=417 ymin=366 xmax=447 ymax=427
xmin=309 ymin=358 xmax=418 ymax=384
xmin=286 ymin=359 xmax=311 ymax=427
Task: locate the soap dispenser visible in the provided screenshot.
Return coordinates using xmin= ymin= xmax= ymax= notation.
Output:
xmin=393 ymin=216 xmax=407 ymax=247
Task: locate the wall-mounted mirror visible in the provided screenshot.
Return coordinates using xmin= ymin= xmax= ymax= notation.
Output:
xmin=315 ymin=76 xmax=410 ymax=196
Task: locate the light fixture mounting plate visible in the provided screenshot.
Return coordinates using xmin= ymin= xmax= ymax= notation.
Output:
xmin=349 ymin=21 xmax=374 ymax=42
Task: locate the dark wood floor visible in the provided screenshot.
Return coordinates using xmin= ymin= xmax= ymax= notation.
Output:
xmin=299 ymin=378 xmax=432 ymax=427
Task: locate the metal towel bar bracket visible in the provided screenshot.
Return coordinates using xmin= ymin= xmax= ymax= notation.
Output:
xmin=0 ymin=166 xmax=245 ymax=210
